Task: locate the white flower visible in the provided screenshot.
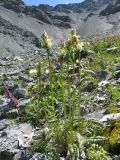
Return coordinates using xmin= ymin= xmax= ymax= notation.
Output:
xmin=29 ymin=69 xmax=37 ymax=74
xmin=45 ymin=69 xmax=49 ymax=74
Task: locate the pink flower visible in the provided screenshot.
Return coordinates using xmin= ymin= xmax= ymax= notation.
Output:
xmin=3 ymin=85 xmax=18 ymax=106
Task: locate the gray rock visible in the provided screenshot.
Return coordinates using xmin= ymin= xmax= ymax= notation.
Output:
xmin=116 ymin=78 xmax=120 ymax=84
xmin=96 ymin=71 xmax=108 ymax=80
xmin=29 ymin=153 xmax=46 ymax=160
xmin=98 ymin=80 xmax=110 ymax=87
xmin=2 ymin=80 xmax=17 ymax=91
xmin=0 ymin=120 xmax=35 ymax=160
xmin=99 ymin=113 xmax=120 ymax=122
xmin=1 ymin=132 xmax=7 ymax=137
xmin=0 ymin=96 xmax=10 ymax=119
xmin=13 ymin=88 xmax=26 ymax=99
xmin=115 ymin=64 xmax=120 ymax=71
xmin=19 ymin=74 xmax=34 ymax=83
xmin=0 ymin=122 xmax=7 ymax=131
xmin=112 ymin=155 xmax=120 ymax=160
xmin=18 ymin=98 xmax=30 ymax=115
xmin=0 ymin=150 xmax=15 ymax=160
xmin=94 ymin=95 xmax=108 ymax=103
xmin=84 ymin=109 xmax=106 ymax=120
xmin=0 ymin=60 xmax=6 ymax=66
xmin=11 ymin=76 xmax=20 ymax=81
xmin=114 ymin=70 xmax=120 ymax=79
xmin=116 ymin=102 xmax=120 ymax=107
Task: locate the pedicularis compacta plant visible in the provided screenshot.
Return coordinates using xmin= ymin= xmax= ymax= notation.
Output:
xmin=26 ymin=30 xmax=111 ymax=159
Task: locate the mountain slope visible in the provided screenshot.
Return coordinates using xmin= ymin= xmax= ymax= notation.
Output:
xmin=0 ymin=0 xmax=120 ymax=56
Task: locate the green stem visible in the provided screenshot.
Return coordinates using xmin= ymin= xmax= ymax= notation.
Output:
xmin=78 ymin=54 xmax=81 ymax=120
xmin=61 ymin=61 xmax=66 ymax=121
xmin=72 ymin=55 xmax=76 ymax=122
xmin=67 ymin=52 xmax=71 ymax=122
xmin=47 ymin=48 xmax=54 ymax=110
xmin=37 ymin=61 xmax=41 ymax=93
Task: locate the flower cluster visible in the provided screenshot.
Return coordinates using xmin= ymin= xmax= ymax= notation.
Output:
xmin=41 ymin=31 xmax=52 ymax=52
xmin=59 ymin=28 xmax=83 ymax=57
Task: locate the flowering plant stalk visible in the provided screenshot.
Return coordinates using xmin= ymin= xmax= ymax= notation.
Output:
xmin=41 ymin=31 xmax=54 ymax=110
xmin=59 ymin=41 xmax=67 ymax=121
xmin=59 ymin=29 xmax=83 ymax=123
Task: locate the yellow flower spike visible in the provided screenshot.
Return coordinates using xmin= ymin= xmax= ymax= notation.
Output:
xmin=43 ymin=31 xmax=48 ymax=38
xmin=41 ymin=31 xmax=52 ymax=50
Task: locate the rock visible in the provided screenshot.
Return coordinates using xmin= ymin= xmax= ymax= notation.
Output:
xmin=84 ymin=109 xmax=106 ymax=120
xmin=97 ymin=88 xmax=105 ymax=95
xmin=0 ymin=120 xmax=35 ymax=160
xmin=2 ymin=80 xmax=17 ymax=91
xmin=107 ymin=47 xmax=120 ymax=51
xmin=94 ymin=95 xmax=108 ymax=104
xmin=0 ymin=122 xmax=7 ymax=131
xmin=115 ymin=64 xmax=120 ymax=71
xmin=6 ymin=69 xmax=24 ymax=76
xmin=1 ymin=132 xmax=7 ymax=137
xmin=18 ymin=98 xmax=30 ymax=115
xmin=79 ymin=149 xmax=86 ymax=160
xmin=19 ymin=74 xmax=34 ymax=83
xmin=11 ymin=76 xmax=19 ymax=81
xmin=99 ymin=113 xmax=120 ymax=122
xmin=13 ymin=88 xmax=26 ymax=99
xmin=0 ymin=150 xmax=15 ymax=160
xmin=112 ymin=155 xmax=120 ymax=160
xmin=0 ymin=96 xmax=10 ymax=119
xmin=116 ymin=102 xmax=120 ymax=107
xmin=114 ymin=70 xmax=120 ymax=79
xmin=0 ymin=60 xmax=6 ymax=66
xmin=14 ymin=56 xmax=24 ymax=62
xmin=98 ymin=80 xmax=110 ymax=87
xmin=29 ymin=153 xmax=46 ymax=160
xmin=96 ymin=71 xmax=108 ymax=80
xmin=116 ymin=78 xmax=120 ymax=84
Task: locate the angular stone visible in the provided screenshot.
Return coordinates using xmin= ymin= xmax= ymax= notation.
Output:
xmin=99 ymin=113 xmax=120 ymax=122
xmin=116 ymin=102 xmax=120 ymax=107
xmin=0 ymin=123 xmax=7 ymax=131
xmin=13 ymin=88 xmax=26 ymax=99
xmin=98 ymin=80 xmax=110 ymax=87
